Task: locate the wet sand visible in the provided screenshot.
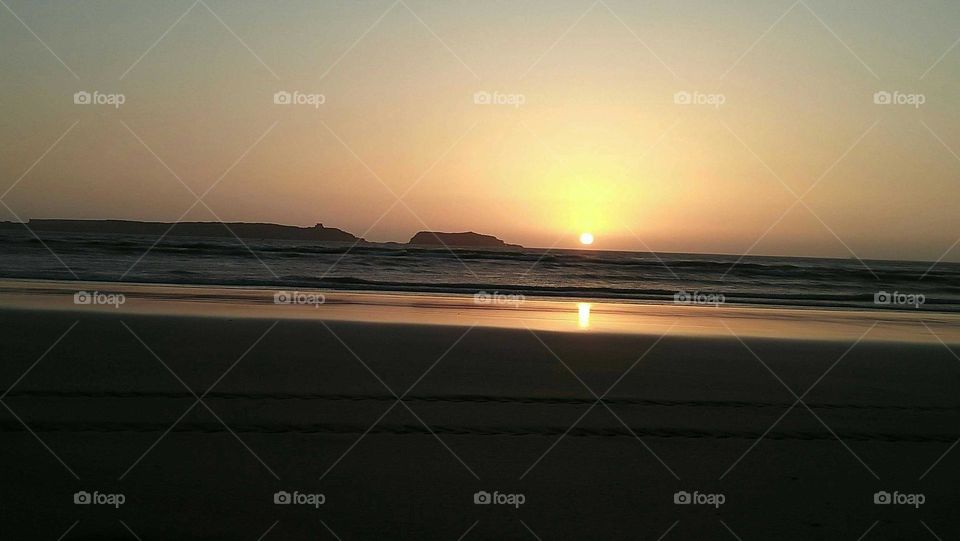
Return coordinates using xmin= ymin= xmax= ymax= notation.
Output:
xmin=1 ymin=281 xmax=958 ymax=539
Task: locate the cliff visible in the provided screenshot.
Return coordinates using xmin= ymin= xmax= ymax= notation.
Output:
xmin=0 ymin=220 xmax=362 ymax=243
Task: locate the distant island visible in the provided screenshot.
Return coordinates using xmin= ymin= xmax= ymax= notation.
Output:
xmin=0 ymin=219 xmax=523 ymax=249
xmin=408 ymin=231 xmax=521 ymax=249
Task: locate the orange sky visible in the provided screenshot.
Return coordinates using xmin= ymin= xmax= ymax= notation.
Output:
xmin=1 ymin=0 xmax=959 ymax=261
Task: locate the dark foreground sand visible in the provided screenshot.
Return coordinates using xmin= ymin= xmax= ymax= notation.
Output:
xmin=1 ymin=296 xmax=959 ymax=539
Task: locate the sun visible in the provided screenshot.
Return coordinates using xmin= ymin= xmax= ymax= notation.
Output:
xmin=579 ymin=232 xmax=594 ymax=245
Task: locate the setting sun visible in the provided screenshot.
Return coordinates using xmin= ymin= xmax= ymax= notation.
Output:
xmin=579 ymin=232 xmax=594 ymax=245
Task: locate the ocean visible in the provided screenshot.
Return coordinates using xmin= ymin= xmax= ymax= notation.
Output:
xmin=1 ymin=230 xmax=958 ymax=312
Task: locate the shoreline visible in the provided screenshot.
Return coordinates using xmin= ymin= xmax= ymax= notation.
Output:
xmin=2 ymin=278 xmax=959 ymax=344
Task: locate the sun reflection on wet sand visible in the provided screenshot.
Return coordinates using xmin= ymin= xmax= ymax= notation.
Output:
xmin=577 ymin=302 xmax=591 ymax=329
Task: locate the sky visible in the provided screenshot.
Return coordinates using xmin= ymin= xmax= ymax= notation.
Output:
xmin=1 ymin=0 xmax=959 ymax=262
